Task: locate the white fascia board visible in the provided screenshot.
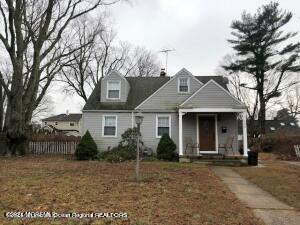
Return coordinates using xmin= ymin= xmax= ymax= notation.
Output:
xmin=179 ymin=108 xmax=247 ymax=113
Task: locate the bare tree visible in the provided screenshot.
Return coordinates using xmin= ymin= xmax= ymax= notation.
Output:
xmin=217 ymin=54 xmax=260 ymax=120
xmin=32 ymin=95 xmax=55 ymax=121
xmin=0 ymin=0 xmax=118 ymax=154
xmin=123 ymin=46 xmax=160 ymax=77
xmin=60 ymin=16 xmax=160 ymax=102
xmin=283 ymin=86 xmax=300 ymax=119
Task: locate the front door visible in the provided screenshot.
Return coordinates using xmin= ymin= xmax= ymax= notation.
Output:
xmin=198 ymin=116 xmax=216 ymax=152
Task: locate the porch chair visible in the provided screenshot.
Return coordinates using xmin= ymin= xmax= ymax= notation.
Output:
xmin=184 ymin=137 xmax=198 ymax=155
xmin=294 ymin=145 xmax=300 ymax=158
xmin=219 ymin=136 xmax=234 ymax=156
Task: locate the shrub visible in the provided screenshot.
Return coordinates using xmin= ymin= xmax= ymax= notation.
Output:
xmin=251 ymin=132 xmax=300 ymax=160
xmin=157 ymin=134 xmax=178 ymax=161
xmin=103 ymin=146 xmax=136 ymax=163
xmin=99 ymin=128 xmax=144 ymax=163
xmin=119 ymin=128 xmax=143 ymax=151
xmin=75 ymin=130 xmax=98 ymax=160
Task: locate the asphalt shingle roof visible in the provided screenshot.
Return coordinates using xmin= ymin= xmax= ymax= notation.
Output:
xmin=42 ymin=113 xmax=82 ymax=122
xmin=83 ymin=76 xmax=228 ymax=111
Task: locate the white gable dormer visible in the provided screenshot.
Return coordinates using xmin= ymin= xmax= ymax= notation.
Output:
xmin=101 ymin=71 xmax=129 ymax=102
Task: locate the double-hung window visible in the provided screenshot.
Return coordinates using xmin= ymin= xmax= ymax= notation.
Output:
xmin=156 ymin=115 xmax=171 ymax=138
xmin=107 ymin=81 xmax=121 ymax=99
xmin=103 ymin=115 xmax=117 ymax=137
xmin=178 ymin=77 xmax=189 ymax=93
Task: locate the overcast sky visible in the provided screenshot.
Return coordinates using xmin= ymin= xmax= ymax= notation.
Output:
xmin=50 ymin=0 xmax=300 ymax=117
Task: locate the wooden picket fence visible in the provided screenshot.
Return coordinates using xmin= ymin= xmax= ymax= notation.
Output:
xmin=27 ymin=134 xmax=81 ymax=156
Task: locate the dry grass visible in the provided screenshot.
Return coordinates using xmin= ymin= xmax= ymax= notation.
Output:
xmin=0 ymin=157 xmax=263 ymax=225
xmin=234 ymin=154 xmax=300 ymax=209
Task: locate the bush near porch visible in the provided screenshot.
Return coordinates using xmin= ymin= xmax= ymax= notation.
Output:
xmin=157 ymin=134 xmax=178 ymax=161
xmin=251 ymin=132 xmax=300 ymax=161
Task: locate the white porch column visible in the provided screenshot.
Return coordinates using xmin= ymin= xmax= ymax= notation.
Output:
xmin=242 ymin=111 xmax=248 ymax=157
xmin=179 ymin=111 xmax=183 ymax=156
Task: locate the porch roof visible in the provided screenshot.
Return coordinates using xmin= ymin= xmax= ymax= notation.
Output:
xmin=178 ymin=107 xmax=247 ymax=113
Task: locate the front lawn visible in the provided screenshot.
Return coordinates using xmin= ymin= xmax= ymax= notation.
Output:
xmin=234 ymin=155 xmax=300 ymax=209
xmin=0 ymin=157 xmax=263 ymax=225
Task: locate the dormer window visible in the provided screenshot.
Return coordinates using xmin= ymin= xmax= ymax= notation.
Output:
xmin=178 ymin=77 xmax=190 ymax=93
xmin=107 ymin=80 xmax=121 ymax=99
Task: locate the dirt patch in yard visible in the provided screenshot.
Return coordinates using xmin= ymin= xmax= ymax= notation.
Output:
xmin=0 ymin=157 xmax=263 ymax=225
xmin=234 ymin=156 xmax=300 ymax=209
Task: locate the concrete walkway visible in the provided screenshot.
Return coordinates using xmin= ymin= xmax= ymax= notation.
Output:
xmin=212 ymin=167 xmax=300 ymax=225
xmin=284 ymin=161 xmax=300 ymax=167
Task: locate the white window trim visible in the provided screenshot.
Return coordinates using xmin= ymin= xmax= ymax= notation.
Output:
xmin=178 ymin=77 xmax=190 ymax=93
xmin=102 ymin=115 xmax=118 ymax=138
xmin=156 ymin=114 xmax=171 ymax=138
xmin=106 ymin=80 xmax=121 ymax=100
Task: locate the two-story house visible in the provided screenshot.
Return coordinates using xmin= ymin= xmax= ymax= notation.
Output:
xmin=42 ymin=113 xmax=82 ymax=133
xmin=81 ymin=68 xmax=248 ymax=158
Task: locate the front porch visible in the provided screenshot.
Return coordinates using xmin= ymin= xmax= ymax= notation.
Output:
xmin=178 ymin=108 xmax=248 ymax=160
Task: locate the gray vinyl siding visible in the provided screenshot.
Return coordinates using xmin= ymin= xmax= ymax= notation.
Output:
xmin=137 ymin=72 xmax=202 ymax=110
xmin=181 ymin=112 xmax=238 ymax=154
xmin=181 ymin=81 xmax=242 ymax=108
xmin=81 ymin=111 xmax=179 ymax=153
xmin=140 ymin=113 xmax=179 ymax=152
xmin=217 ymin=113 xmax=238 ymax=154
xmin=82 ymin=111 xmax=239 ymax=155
xmin=100 ymin=71 xmax=129 ymax=103
xmin=81 ymin=112 xmax=132 ymax=151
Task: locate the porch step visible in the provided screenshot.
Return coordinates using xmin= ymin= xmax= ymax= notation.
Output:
xmin=179 ymin=155 xmax=247 ymax=166
xmin=181 ymin=154 xmax=245 ymax=160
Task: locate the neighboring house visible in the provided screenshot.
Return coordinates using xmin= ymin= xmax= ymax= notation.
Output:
xmin=81 ymin=68 xmax=248 ymax=157
xmin=238 ymin=120 xmax=300 ymax=138
xmin=42 ymin=113 xmax=82 ymax=134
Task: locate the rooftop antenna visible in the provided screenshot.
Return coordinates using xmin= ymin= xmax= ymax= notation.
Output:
xmin=159 ymin=48 xmax=175 ymax=74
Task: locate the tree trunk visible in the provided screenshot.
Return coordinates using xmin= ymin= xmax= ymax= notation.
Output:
xmin=6 ymin=68 xmax=27 ymax=156
xmin=258 ymin=95 xmax=266 ymax=135
xmin=0 ymin=86 xmax=4 ymax=132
